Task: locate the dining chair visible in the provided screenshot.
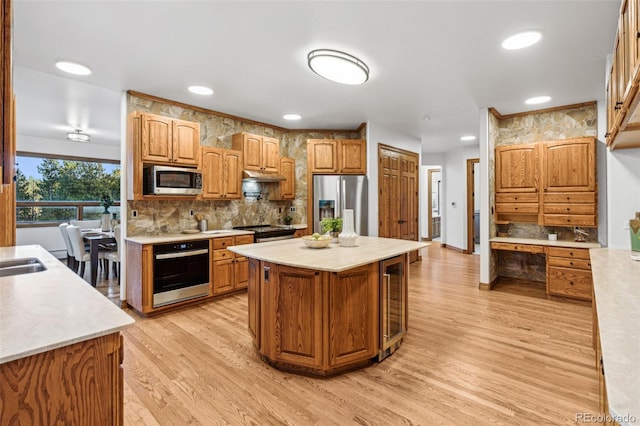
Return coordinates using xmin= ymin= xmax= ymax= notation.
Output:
xmin=66 ymin=225 xmax=106 ymax=280
xmin=58 ymin=223 xmax=77 ymax=270
xmin=105 ymin=225 xmax=121 ymax=281
xmin=70 ymin=219 xmax=101 ymax=229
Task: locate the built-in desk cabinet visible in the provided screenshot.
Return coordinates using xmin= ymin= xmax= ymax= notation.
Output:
xmin=490 ymin=242 xmax=593 ymax=301
xmin=495 ymin=143 xmax=540 ymax=223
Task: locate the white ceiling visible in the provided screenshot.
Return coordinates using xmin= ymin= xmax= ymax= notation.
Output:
xmin=12 ymin=1 xmax=619 ymax=155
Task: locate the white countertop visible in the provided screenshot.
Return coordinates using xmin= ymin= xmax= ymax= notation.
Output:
xmin=228 ymin=236 xmax=429 ymax=272
xmin=490 ymin=236 xmax=601 ymax=249
xmin=125 ymin=229 xmax=253 ymax=245
xmin=589 ymin=248 xmax=639 ymax=425
xmin=0 ymin=245 xmax=135 ymax=364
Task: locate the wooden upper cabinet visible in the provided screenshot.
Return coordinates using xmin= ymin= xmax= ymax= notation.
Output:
xmin=308 ymin=139 xmax=338 ymax=173
xmin=495 ymin=144 xmax=539 ymax=193
xmin=140 ymin=113 xmax=200 ymax=166
xmin=541 ymin=138 xmax=596 ymax=193
xmin=308 ymin=139 xmax=366 ymax=174
xmin=231 ymin=132 xmax=280 ymax=173
xmin=172 ymin=119 xmax=200 ymax=166
xmin=339 ymin=139 xmax=367 ymax=174
xmin=201 ymin=147 xmax=242 ymax=200
xmin=270 ymin=157 xmax=295 ymax=200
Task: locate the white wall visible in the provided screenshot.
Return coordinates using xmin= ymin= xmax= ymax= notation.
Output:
xmin=366 ymin=122 xmax=422 ymax=237
xmin=606 ymin=147 xmax=640 ymax=248
xmin=442 ymin=145 xmax=479 ymax=250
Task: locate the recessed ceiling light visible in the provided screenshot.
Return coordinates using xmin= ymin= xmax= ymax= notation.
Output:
xmin=422 ymin=115 xmax=432 ymax=121
xmin=460 ymin=135 xmax=476 ymax=141
xmin=525 ymin=95 xmax=551 ymax=105
xmin=67 ymin=129 xmax=90 ymax=143
xmin=55 ymin=61 xmax=92 ymax=76
xmin=188 ymin=86 xmax=214 ymax=95
xmin=307 ymin=49 xmax=369 ymax=85
xmin=283 ymin=114 xmax=302 ymax=120
xmin=501 ymin=31 xmax=542 ymax=50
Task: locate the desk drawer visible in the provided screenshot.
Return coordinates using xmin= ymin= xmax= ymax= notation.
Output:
xmin=543 ymin=192 xmax=596 ymax=204
xmin=547 ymin=267 xmax=592 ymax=300
xmin=490 ymin=242 xmax=544 ymax=253
xmin=547 ymin=247 xmax=590 ymax=259
xmin=543 ymin=204 xmax=596 ymax=215
xmin=495 ymin=203 xmax=539 ymax=214
xmin=548 ymin=257 xmax=591 ymax=270
xmin=543 ymin=214 xmax=596 ymax=227
xmin=495 ymin=193 xmax=539 ymax=203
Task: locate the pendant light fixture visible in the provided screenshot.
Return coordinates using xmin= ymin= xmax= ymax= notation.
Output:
xmin=67 ymin=129 xmax=90 ymax=143
xmin=307 ymin=49 xmax=369 ymax=85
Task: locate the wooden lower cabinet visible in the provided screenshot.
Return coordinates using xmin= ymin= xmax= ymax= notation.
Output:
xmin=0 ymin=333 xmax=124 ymax=425
xmin=212 ymin=235 xmax=253 ymax=295
xmin=546 ymin=247 xmax=592 ymax=301
xmin=256 ymin=261 xmax=379 ymax=375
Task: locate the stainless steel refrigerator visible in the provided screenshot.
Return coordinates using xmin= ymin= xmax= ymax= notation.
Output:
xmin=313 ymin=175 xmax=368 ymax=235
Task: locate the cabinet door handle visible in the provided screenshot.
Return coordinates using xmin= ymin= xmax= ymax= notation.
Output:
xmin=384 ymin=273 xmax=391 ymax=338
xmin=398 ymin=219 xmax=407 ymax=224
xmin=264 ymin=266 xmax=270 ymax=283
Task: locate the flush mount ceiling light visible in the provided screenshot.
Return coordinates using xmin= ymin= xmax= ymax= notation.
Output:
xmin=67 ymin=129 xmax=90 ymax=143
xmin=188 ymin=85 xmax=214 ymax=95
xmin=283 ymin=113 xmax=302 ymax=120
xmin=525 ymin=95 xmax=551 ymax=105
xmin=307 ymin=49 xmax=369 ymax=85
xmin=460 ymin=135 xmax=476 ymax=141
xmin=501 ymin=31 xmax=542 ymax=50
xmin=55 ymin=61 xmax=92 ymax=76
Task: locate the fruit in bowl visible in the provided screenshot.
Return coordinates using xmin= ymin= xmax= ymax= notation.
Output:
xmin=301 ymin=234 xmax=332 ymax=248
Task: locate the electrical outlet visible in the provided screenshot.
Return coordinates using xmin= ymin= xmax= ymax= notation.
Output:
xmin=189 ymin=209 xmax=195 ymax=217
xmin=131 ymin=210 xmax=138 ymax=218
xmin=290 ymin=207 xmax=296 ymax=212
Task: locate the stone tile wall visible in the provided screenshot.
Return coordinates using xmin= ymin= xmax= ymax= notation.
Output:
xmin=126 ymin=95 xmax=361 ymax=236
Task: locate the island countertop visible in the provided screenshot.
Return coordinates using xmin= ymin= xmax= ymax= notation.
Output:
xmin=228 ymin=236 xmax=429 ymax=272
xmin=589 ymin=248 xmax=639 ymax=425
xmin=0 ymin=245 xmax=134 ymax=364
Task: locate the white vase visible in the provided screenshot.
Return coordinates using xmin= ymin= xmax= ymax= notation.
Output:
xmin=339 ymin=209 xmax=358 ymax=247
xmin=101 ymin=213 xmax=111 ymax=231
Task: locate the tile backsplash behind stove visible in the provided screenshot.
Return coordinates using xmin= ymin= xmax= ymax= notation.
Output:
xmin=128 ymin=196 xmax=303 ymax=236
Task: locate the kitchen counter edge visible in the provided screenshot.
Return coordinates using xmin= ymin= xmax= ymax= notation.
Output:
xmin=125 ymin=230 xmax=254 ymax=245
xmin=490 ymin=236 xmax=601 ymax=249
xmin=0 ymin=245 xmax=134 ymax=364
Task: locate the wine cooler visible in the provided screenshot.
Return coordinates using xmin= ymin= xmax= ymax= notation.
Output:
xmin=379 ymin=254 xmax=408 ymax=361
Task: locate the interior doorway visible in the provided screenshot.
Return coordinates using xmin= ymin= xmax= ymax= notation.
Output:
xmin=466 ymin=158 xmax=479 ymax=254
xmin=426 ymin=168 xmax=441 ymax=241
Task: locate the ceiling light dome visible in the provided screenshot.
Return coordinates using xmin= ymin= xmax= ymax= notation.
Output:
xmin=460 ymin=135 xmax=476 ymax=141
xmin=502 ymin=31 xmax=542 ymax=50
xmin=525 ymin=95 xmax=551 ymax=105
xmin=307 ymin=49 xmax=369 ymax=85
xmin=283 ymin=114 xmax=302 ymax=120
xmin=56 ymin=61 xmax=92 ymax=76
xmin=188 ymin=85 xmax=214 ymax=95
xmin=67 ymin=129 xmax=90 ymax=143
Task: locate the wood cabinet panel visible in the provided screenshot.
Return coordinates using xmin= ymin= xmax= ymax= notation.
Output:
xmin=201 ymin=147 xmax=242 ymax=200
xmin=495 ymin=203 xmax=539 ymax=214
xmin=543 ymin=192 xmax=596 ymax=204
xmin=212 ymin=258 xmax=234 ymax=295
xmin=235 ymin=256 xmax=249 ymax=289
xmin=269 ymin=157 xmax=295 ymax=200
xmin=235 ymin=235 xmax=255 ymax=245
xmin=269 ymin=264 xmax=323 ymax=368
xmin=339 ymin=139 xmax=367 ymax=174
xmin=542 ymin=214 xmax=597 ymax=227
xmin=213 ymin=248 xmax=233 ymax=261
xmin=547 ymin=267 xmax=592 ymax=300
xmin=141 ymin=114 xmax=173 ymax=163
xmin=547 ymin=247 xmax=591 ymax=259
xmin=213 ymin=237 xmax=234 ymax=249
xmin=495 ymin=144 xmax=539 ymax=193
xmin=328 ymin=264 xmax=378 ymax=368
xmin=248 ymin=258 xmax=260 ymax=348
xmin=172 ymin=119 xmax=200 ymax=165
xmin=495 ymin=193 xmax=539 ymax=203
xmin=548 ymin=257 xmax=591 ymax=270
xmin=0 ymin=333 xmax=124 ymax=425
xmin=541 ymin=138 xmax=596 ymax=192
xmin=308 ymin=139 xmax=338 ymax=173
xmin=543 ymin=203 xmax=596 ymax=215
xmin=232 ymin=132 xmax=280 ymax=173
xmin=490 ymin=242 xmax=544 ymax=254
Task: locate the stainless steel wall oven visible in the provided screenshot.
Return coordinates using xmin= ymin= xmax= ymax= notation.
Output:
xmin=153 ymin=240 xmax=210 ymax=307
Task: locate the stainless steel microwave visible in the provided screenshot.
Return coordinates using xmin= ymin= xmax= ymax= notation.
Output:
xmin=143 ymin=165 xmax=202 ymax=195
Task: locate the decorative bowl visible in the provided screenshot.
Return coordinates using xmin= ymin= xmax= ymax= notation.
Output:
xmin=301 ymin=235 xmax=332 ymax=249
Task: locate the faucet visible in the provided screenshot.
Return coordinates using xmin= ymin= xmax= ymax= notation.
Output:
xmin=573 ymin=227 xmax=588 ymax=242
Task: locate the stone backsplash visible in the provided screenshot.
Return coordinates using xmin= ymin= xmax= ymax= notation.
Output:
xmin=496 ymin=223 xmax=598 ymax=243
xmin=126 ymin=94 xmax=362 ymax=236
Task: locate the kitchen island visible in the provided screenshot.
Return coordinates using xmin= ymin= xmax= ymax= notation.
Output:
xmin=229 ymin=236 xmax=428 ymax=376
xmin=0 ymin=245 xmax=134 ymax=425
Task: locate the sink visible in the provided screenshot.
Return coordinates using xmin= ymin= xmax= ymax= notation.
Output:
xmin=0 ymin=258 xmax=47 ymax=277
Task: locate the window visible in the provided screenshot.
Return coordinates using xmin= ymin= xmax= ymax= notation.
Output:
xmin=16 ymin=154 xmax=121 ymax=226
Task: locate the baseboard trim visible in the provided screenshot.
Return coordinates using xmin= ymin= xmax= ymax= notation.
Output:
xmin=479 ymin=277 xmax=498 ymax=291
xmin=442 ymin=244 xmax=465 ymax=253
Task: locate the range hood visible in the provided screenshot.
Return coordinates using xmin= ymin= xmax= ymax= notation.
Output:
xmin=242 ymin=170 xmax=285 ymax=182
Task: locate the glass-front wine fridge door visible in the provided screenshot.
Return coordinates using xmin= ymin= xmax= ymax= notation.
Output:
xmin=380 ymin=254 xmax=406 ymax=359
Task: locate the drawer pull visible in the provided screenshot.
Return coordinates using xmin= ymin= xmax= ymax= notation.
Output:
xmin=569 ymin=252 xmax=573 ymax=256
xmin=569 ymin=261 xmax=573 ymax=266
xmin=570 ymin=281 xmax=574 ymax=286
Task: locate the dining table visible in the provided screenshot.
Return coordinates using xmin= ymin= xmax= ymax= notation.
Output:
xmin=82 ymin=229 xmax=116 ymax=287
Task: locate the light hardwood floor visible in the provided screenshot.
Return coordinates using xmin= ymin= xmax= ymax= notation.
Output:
xmin=117 ymin=244 xmax=598 ymax=425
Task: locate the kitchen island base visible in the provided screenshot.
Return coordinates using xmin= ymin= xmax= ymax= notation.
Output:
xmin=248 ymin=252 xmax=409 ymax=377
